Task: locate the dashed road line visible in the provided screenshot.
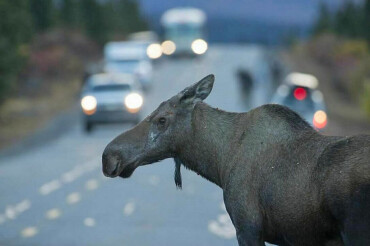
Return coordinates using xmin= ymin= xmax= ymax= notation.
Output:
xmin=0 ymin=199 xmax=31 ymax=225
xmin=39 ymin=159 xmax=99 ymax=196
xmin=123 ymin=201 xmax=135 ymax=216
xmin=21 ymin=226 xmax=38 ymax=238
xmin=45 ymin=208 xmax=61 ymax=220
xmin=39 ymin=180 xmax=62 ymax=195
xmin=66 ymin=192 xmax=81 ymax=205
xmin=84 ymin=217 xmax=96 ymax=227
xmin=85 ymin=178 xmax=99 ymax=191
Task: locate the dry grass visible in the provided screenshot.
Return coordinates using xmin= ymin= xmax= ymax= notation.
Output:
xmin=0 ymin=30 xmax=99 ymax=151
xmin=0 ymin=79 xmax=81 ymax=149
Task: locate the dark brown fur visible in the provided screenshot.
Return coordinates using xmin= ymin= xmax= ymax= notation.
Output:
xmin=102 ymin=75 xmax=370 ymax=245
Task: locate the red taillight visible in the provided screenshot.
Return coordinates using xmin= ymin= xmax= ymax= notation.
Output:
xmin=294 ymin=87 xmax=307 ymax=100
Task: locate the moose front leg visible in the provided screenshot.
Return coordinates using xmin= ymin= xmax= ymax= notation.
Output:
xmin=224 ymin=199 xmax=265 ymax=246
xmin=236 ymin=223 xmax=265 ymax=246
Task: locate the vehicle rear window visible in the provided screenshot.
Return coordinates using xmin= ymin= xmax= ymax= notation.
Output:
xmin=92 ymin=84 xmax=130 ymax=91
xmin=282 ymin=87 xmax=314 ymax=113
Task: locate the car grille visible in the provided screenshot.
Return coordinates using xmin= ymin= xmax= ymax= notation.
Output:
xmin=98 ymin=103 xmax=124 ymax=111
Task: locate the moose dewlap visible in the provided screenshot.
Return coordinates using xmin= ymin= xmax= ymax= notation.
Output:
xmin=102 ymin=74 xmax=370 ymax=246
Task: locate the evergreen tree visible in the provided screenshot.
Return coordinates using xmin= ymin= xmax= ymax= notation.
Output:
xmin=99 ymin=0 xmax=147 ymax=41
xmin=313 ymin=1 xmax=368 ymax=40
xmin=80 ymin=0 xmax=107 ymax=44
xmin=117 ymin=0 xmax=147 ymax=34
xmin=333 ymin=2 xmax=363 ymax=38
xmin=364 ymin=0 xmax=370 ymax=43
xmin=313 ymin=2 xmax=332 ymax=35
xmin=29 ymin=0 xmax=56 ymax=31
xmin=0 ymin=0 xmax=33 ymax=101
xmin=60 ymin=0 xmax=80 ymax=28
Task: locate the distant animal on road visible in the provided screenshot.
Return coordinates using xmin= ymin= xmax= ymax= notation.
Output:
xmin=236 ymin=68 xmax=253 ymax=92
xmin=102 ymin=74 xmax=370 ymax=246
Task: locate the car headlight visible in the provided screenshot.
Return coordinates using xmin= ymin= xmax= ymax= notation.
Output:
xmin=124 ymin=93 xmax=143 ymax=113
xmin=147 ymin=43 xmax=162 ymax=59
xmin=161 ymin=40 xmax=176 ymax=55
xmin=191 ymin=39 xmax=208 ymax=55
xmin=81 ymin=96 xmax=97 ymax=115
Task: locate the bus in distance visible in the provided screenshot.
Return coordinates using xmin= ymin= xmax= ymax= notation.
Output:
xmin=161 ymin=7 xmax=208 ymax=56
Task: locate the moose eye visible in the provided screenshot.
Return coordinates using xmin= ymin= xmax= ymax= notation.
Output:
xmin=158 ymin=117 xmax=166 ymax=125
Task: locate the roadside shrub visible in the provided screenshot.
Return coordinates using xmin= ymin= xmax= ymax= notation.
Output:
xmin=334 ymin=39 xmax=368 ymax=59
xmin=350 ymin=57 xmax=370 ymax=116
xmin=307 ymin=34 xmax=339 ymax=66
xmin=21 ymin=30 xmax=99 ymax=96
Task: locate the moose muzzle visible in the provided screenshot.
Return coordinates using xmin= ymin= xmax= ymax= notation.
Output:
xmin=102 ymin=121 xmax=150 ymax=178
xmin=102 ymin=145 xmax=123 ymax=177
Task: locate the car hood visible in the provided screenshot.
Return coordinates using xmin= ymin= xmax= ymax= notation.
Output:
xmin=84 ymin=91 xmax=132 ymax=104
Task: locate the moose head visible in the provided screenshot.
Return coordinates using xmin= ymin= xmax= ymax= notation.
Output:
xmin=102 ymin=74 xmax=215 ymax=188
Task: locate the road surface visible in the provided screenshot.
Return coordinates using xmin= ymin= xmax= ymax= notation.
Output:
xmin=0 ymin=44 xmax=275 ymax=246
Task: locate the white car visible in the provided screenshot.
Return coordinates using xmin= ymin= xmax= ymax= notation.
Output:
xmin=80 ymin=73 xmax=144 ymax=132
xmin=103 ymin=41 xmax=153 ymax=89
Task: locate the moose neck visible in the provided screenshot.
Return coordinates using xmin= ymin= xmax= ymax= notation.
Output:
xmin=175 ymin=103 xmax=318 ymax=189
xmin=177 ymin=103 xmax=239 ymax=188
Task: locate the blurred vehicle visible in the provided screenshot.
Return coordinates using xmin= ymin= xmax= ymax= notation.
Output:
xmin=80 ymin=73 xmax=143 ymax=132
xmin=161 ymin=7 xmax=208 ymax=56
xmin=271 ymin=72 xmax=328 ymax=130
xmin=128 ymin=31 xmax=163 ymax=60
xmin=104 ymin=41 xmax=154 ymax=89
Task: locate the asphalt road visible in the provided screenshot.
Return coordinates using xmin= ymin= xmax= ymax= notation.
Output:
xmin=0 ymin=44 xmax=275 ymax=246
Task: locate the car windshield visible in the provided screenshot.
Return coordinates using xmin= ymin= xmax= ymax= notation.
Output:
xmin=92 ymin=84 xmax=130 ymax=92
xmin=105 ymin=59 xmax=140 ymax=73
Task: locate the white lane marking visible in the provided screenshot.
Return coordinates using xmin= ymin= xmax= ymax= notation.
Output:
xmin=148 ymin=175 xmax=160 ymax=186
xmin=5 ymin=206 xmax=16 ymax=220
xmin=21 ymin=226 xmax=38 ymax=238
xmin=39 ymin=159 xmax=99 ymax=196
xmin=61 ymin=171 xmax=82 ymax=183
xmin=123 ymin=202 xmax=135 ymax=216
xmin=39 ymin=180 xmax=62 ymax=195
xmin=45 ymin=208 xmax=61 ymax=220
xmin=208 ymin=202 xmax=236 ymax=239
xmin=14 ymin=199 xmax=31 ymax=214
xmin=84 ymin=217 xmax=96 ymax=227
xmin=85 ymin=179 xmax=98 ymax=191
xmin=0 ymin=199 xmax=31 ymax=224
xmin=66 ymin=192 xmax=81 ymax=204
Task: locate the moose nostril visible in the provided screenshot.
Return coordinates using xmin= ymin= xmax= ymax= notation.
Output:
xmin=102 ymin=152 xmax=112 ymax=173
xmin=102 ymin=150 xmax=122 ymax=177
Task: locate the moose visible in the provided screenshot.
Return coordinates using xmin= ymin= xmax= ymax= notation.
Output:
xmin=102 ymin=75 xmax=370 ymax=246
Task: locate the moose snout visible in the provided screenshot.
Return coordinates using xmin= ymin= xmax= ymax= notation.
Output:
xmin=102 ymin=146 xmax=122 ymax=178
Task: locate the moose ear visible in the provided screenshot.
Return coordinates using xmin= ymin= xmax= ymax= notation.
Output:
xmin=180 ymin=74 xmax=215 ymax=104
